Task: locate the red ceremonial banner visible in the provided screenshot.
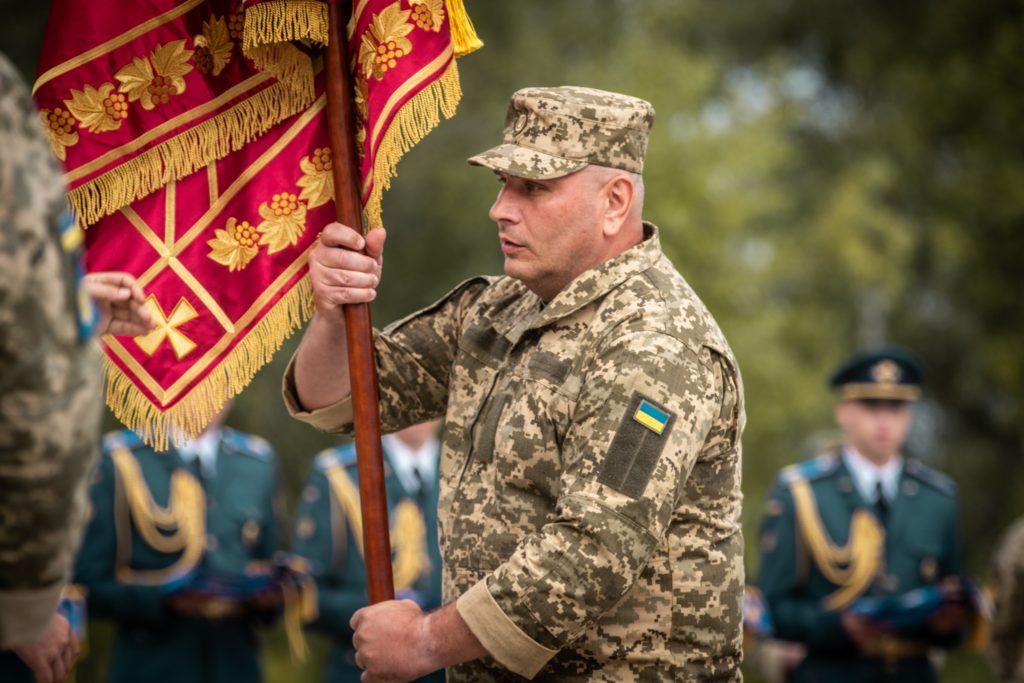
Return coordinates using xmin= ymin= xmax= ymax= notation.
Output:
xmin=34 ymin=0 xmax=480 ymax=447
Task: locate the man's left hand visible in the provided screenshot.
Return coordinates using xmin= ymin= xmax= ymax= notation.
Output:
xmin=351 ymin=599 xmax=435 ymax=682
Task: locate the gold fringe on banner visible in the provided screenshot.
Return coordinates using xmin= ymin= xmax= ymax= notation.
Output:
xmin=242 ymin=0 xmax=330 ymax=52
xmin=105 ymin=276 xmax=316 ymax=451
xmin=444 ymin=0 xmax=484 ymax=57
xmin=362 ymin=60 xmax=462 ymax=228
xmin=242 ymin=0 xmax=327 ymax=95
xmin=70 ymin=76 xmax=314 ymax=227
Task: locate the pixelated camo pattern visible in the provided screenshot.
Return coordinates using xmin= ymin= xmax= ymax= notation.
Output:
xmin=0 ymin=54 xmax=102 ymax=595
xmin=304 ymin=225 xmax=745 ymax=680
xmin=991 ymin=517 xmax=1024 ymax=683
xmin=468 ymin=86 xmax=655 ymax=180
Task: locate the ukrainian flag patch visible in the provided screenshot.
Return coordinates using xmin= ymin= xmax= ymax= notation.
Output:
xmin=633 ymin=399 xmax=670 ymax=435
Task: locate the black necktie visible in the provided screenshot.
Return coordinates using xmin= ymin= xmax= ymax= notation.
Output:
xmin=412 ymin=465 xmax=426 ymax=504
xmin=874 ymin=481 xmax=889 ymax=526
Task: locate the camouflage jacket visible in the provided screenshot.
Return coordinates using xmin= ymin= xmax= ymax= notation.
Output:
xmin=285 ymin=226 xmax=746 ymax=681
xmin=0 ymin=54 xmax=102 ymax=649
xmin=991 ymin=517 xmax=1024 ymax=683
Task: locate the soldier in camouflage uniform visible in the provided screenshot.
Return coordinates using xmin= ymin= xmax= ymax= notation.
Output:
xmin=991 ymin=517 xmax=1024 ymax=682
xmin=0 ymin=52 xmax=152 ymax=683
xmin=284 ymin=86 xmax=746 ymax=681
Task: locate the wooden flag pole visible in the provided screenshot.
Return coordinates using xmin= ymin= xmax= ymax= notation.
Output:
xmin=324 ymin=0 xmax=395 ymax=604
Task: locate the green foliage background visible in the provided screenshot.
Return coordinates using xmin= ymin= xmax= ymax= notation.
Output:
xmin=5 ymin=1 xmax=1022 ymax=680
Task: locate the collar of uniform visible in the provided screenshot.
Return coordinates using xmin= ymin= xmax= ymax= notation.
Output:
xmin=522 ymin=222 xmax=662 ymax=332
xmin=841 ymin=445 xmax=903 ymax=505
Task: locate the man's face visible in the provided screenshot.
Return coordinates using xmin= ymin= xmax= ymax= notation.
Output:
xmin=488 ymin=168 xmax=607 ymax=301
xmin=835 ymin=399 xmax=914 ymax=463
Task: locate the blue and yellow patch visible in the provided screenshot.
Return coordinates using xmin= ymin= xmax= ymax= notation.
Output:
xmin=59 ymin=211 xmax=97 ymax=343
xmin=633 ymin=399 xmax=670 ymax=435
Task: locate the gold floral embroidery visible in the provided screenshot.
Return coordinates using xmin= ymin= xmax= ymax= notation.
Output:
xmin=115 ymin=40 xmax=195 ymax=110
xmin=207 ymin=218 xmax=259 ymax=271
xmin=39 ymin=107 xmax=78 ymax=161
xmin=227 ymin=3 xmax=245 ymax=40
xmin=194 ymin=16 xmax=234 ymax=77
xmin=65 ymin=82 xmax=128 ymax=134
xmin=297 ymin=148 xmax=334 ymax=209
xmin=257 ymin=193 xmax=307 ymax=254
xmin=408 ymin=0 xmax=445 ymax=31
xmin=358 ymin=2 xmax=414 ymax=80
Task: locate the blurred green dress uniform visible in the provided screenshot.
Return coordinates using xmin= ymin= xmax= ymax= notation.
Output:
xmin=292 ymin=436 xmax=444 ymax=683
xmin=0 ymin=51 xmax=102 ymax=676
xmin=990 ymin=517 xmax=1024 ymax=682
xmin=757 ymin=348 xmax=965 ymax=683
xmin=73 ymin=427 xmax=281 ymax=683
xmin=285 ymin=87 xmax=746 ymax=682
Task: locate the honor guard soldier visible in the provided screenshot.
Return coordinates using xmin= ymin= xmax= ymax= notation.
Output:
xmin=71 ymin=407 xmax=282 ymax=683
xmin=757 ymin=345 xmax=971 ymax=682
xmin=292 ymin=421 xmax=444 ymax=683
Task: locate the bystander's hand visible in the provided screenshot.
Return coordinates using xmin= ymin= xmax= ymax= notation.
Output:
xmin=927 ymin=601 xmax=971 ymax=636
xmin=83 ymin=272 xmax=154 ymax=336
xmin=840 ymin=611 xmax=887 ymax=652
xmin=11 ymin=612 xmax=79 ymax=683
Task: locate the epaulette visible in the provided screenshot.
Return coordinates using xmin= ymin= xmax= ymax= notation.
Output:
xmin=101 ymin=429 xmax=143 ymax=454
xmin=779 ymin=454 xmax=839 ymax=486
xmin=315 ymin=444 xmax=357 ymax=472
xmin=222 ymin=428 xmax=273 ymax=461
xmin=903 ymin=459 xmax=957 ymax=497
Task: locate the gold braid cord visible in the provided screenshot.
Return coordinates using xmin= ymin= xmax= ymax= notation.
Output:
xmin=111 ymin=448 xmax=206 ymax=585
xmin=789 ymin=479 xmax=885 ymax=610
xmin=323 ymin=464 xmax=427 ymax=593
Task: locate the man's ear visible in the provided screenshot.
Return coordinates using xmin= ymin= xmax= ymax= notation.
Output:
xmin=601 ymin=175 xmax=635 ymax=237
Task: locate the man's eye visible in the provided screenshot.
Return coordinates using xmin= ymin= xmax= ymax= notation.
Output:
xmin=525 ymin=182 xmax=544 ymax=193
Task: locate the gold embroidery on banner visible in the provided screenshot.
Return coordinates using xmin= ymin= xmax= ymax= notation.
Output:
xmin=208 ymin=218 xmax=259 ymax=271
xmin=358 ymin=3 xmax=414 ymax=81
xmin=65 ymin=83 xmax=128 ymax=134
xmin=227 ymin=2 xmax=245 ymax=40
xmin=257 ymin=193 xmax=307 ymax=254
xmin=194 ymin=15 xmax=234 ymax=77
xmin=39 ymin=107 xmax=79 ymax=161
xmin=135 ymin=295 xmax=199 ymax=359
xmin=32 ymin=0 xmax=206 ymax=94
xmin=409 ymin=0 xmax=445 ymax=32
xmin=116 ymin=40 xmax=195 ymax=110
xmin=297 ymin=148 xmax=334 ymax=208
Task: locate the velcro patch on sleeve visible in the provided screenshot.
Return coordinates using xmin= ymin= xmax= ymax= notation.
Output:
xmin=598 ymin=392 xmax=675 ymax=498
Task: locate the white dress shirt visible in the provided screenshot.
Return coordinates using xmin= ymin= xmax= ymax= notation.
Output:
xmin=842 ymin=446 xmax=902 ymax=506
xmin=177 ymin=429 xmax=221 ymax=478
xmin=382 ymin=433 xmax=439 ymax=496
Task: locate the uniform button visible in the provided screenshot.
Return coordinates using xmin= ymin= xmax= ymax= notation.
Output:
xmin=205 ymin=534 xmax=219 ymax=551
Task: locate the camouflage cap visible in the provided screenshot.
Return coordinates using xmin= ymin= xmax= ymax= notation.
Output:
xmin=468 ymin=86 xmax=655 ymax=180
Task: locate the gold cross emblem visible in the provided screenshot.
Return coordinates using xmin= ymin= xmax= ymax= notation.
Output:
xmin=135 ymin=295 xmax=199 ymax=359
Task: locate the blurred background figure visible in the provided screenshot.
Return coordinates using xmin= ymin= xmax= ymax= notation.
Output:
xmin=756 ymin=346 xmax=974 ymax=682
xmin=990 ymin=518 xmax=1024 ymax=682
xmin=70 ymin=402 xmax=283 ymax=683
xmin=292 ymin=420 xmax=443 ymax=683
xmin=1 ymin=49 xmax=152 ymax=683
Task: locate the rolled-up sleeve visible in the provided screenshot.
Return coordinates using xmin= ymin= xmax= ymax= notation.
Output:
xmin=458 ymin=332 xmax=722 ymax=676
xmin=282 ymin=277 xmax=492 ymax=434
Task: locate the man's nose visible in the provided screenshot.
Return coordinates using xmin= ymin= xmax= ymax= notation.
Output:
xmin=489 ymin=186 xmax=517 ymax=224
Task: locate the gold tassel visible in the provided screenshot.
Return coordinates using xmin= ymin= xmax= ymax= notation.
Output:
xmin=103 ymin=277 xmax=315 ymax=451
xmin=390 ymin=499 xmax=428 ymax=593
xmin=444 ymin=0 xmax=484 ymax=57
xmin=70 ymin=75 xmax=314 ymax=227
xmin=362 ymin=60 xmax=462 ymax=228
